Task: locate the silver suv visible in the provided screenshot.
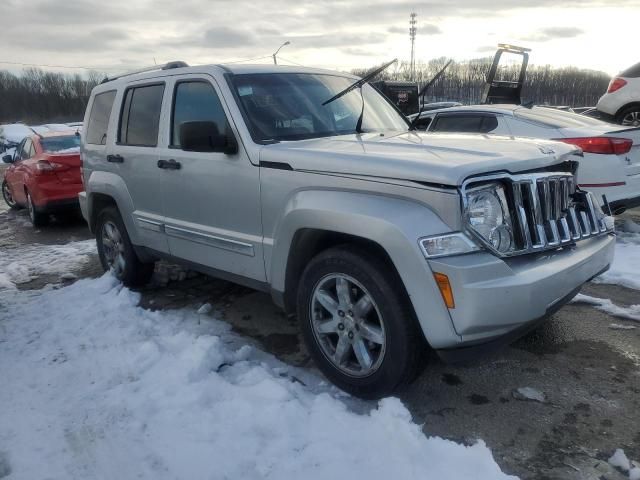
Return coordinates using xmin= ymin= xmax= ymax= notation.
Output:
xmin=79 ymin=62 xmax=615 ymax=398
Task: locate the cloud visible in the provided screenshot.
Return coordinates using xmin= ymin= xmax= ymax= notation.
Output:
xmin=389 ymin=24 xmax=442 ymax=35
xmin=523 ymin=26 xmax=584 ymax=42
xmin=203 ymin=27 xmax=257 ymax=48
xmin=476 ymin=45 xmax=497 ymax=53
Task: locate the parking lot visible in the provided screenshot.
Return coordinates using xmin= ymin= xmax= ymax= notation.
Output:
xmin=1 ymin=189 xmax=638 ymax=480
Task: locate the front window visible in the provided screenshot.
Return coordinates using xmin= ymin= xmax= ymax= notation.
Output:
xmin=231 ymin=73 xmax=409 ymax=142
xmin=41 ymin=135 xmax=80 ymax=152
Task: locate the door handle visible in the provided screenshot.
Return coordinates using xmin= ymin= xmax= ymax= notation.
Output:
xmin=106 ymin=154 xmax=124 ymax=163
xmin=157 ymin=159 xmax=181 ymax=170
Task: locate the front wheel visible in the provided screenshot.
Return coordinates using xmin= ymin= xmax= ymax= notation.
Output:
xmin=96 ymin=206 xmax=154 ymax=287
xmin=297 ymin=245 xmax=426 ymax=399
xmin=2 ymin=180 xmax=19 ymax=210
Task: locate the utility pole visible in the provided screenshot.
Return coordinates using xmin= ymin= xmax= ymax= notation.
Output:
xmin=409 ymin=12 xmax=417 ymax=81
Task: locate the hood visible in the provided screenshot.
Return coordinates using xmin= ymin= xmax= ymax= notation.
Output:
xmin=259 ymin=131 xmax=578 ymax=186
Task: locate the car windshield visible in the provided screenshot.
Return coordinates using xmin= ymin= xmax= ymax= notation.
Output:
xmin=515 ymin=107 xmax=607 ymax=128
xmin=41 ymin=135 xmax=80 ymax=152
xmin=231 ymin=73 xmax=409 ymax=142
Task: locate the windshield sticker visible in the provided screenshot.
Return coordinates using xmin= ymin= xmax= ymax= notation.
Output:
xmin=238 ymin=86 xmax=253 ymax=96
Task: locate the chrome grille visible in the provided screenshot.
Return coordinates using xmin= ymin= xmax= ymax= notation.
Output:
xmin=463 ymin=172 xmax=612 ymax=257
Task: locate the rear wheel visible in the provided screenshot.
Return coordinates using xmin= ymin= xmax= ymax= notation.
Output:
xmin=26 ymin=191 xmax=48 ymax=227
xmin=2 ymin=180 xmax=19 ymax=210
xmin=617 ymin=105 xmax=640 ymax=126
xmin=297 ymin=245 xmax=426 ymax=399
xmin=96 ymin=206 xmax=154 ymax=287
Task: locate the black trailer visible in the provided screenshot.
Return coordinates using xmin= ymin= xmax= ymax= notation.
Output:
xmin=372 ymin=81 xmax=419 ymax=116
xmin=482 ymin=44 xmax=531 ymax=105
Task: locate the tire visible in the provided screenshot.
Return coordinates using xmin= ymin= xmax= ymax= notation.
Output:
xmin=2 ymin=180 xmax=20 ymax=210
xmin=616 ymin=105 xmax=640 ymax=127
xmin=26 ymin=191 xmax=48 ymax=227
xmin=297 ymin=245 xmax=426 ymax=399
xmin=95 ymin=206 xmax=154 ymax=287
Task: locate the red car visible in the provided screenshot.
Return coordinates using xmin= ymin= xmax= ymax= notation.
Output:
xmin=2 ymin=131 xmax=82 ymax=226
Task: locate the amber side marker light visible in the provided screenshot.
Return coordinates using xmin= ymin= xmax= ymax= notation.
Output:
xmin=433 ymin=272 xmax=455 ymax=309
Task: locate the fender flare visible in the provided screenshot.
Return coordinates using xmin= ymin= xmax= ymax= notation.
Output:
xmin=85 ymin=171 xmax=140 ymax=244
xmin=268 ymin=189 xmax=461 ymax=347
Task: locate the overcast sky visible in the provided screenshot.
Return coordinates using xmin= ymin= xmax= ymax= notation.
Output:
xmin=1 ymin=0 xmax=638 ymax=76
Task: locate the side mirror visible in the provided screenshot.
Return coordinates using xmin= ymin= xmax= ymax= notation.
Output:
xmin=179 ymin=121 xmax=238 ymax=155
xmin=2 ymin=154 xmax=13 ymax=164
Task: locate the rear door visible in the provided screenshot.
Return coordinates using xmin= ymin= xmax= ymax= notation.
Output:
xmin=157 ymin=74 xmax=265 ymax=282
xmin=108 ymin=81 xmax=170 ymax=253
xmin=7 ymin=138 xmax=35 ymax=204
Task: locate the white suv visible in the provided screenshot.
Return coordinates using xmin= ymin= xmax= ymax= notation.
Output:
xmin=597 ymin=62 xmax=640 ymax=126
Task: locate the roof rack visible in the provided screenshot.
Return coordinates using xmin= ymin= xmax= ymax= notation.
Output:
xmin=100 ymin=61 xmax=189 ymax=84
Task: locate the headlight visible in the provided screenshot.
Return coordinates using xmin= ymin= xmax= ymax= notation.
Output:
xmin=419 ymin=232 xmax=482 ymax=258
xmin=465 ymin=183 xmax=514 ymax=254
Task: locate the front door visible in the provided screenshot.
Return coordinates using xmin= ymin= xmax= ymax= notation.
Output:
xmin=157 ymin=75 xmax=265 ymax=282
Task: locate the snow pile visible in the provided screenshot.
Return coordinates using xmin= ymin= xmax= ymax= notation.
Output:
xmin=0 ymin=274 xmax=516 ymax=480
xmin=572 ymin=294 xmax=640 ymax=322
xmin=609 ymin=449 xmax=640 ymax=479
xmin=0 ymin=239 xmax=96 ymax=289
xmin=593 ymin=231 xmax=640 ymax=290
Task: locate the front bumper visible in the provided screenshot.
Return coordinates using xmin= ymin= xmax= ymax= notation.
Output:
xmin=427 ymin=233 xmax=615 ymax=352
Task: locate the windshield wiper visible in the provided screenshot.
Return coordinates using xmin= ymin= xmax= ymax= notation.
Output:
xmin=322 ymin=58 xmax=397 ymax=107
xmin=409 ymin=59 xmax=453 ymax=130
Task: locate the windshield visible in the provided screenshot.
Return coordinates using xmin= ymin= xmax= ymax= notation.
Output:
xmin=41 ymin=135 xmax=80 ymax=152
xmin=231 ymin=73 xmax=409 ymax=142
xmin=515 ymin=107 xmax=607 ymax=128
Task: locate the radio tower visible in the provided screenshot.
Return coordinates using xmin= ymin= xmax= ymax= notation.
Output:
xmin=409 ymin=12 xmax=417 ymax=81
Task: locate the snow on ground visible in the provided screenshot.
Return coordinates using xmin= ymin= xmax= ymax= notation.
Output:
xmin=0 ymin=239 xmax=95 ymax=289
xmin=0 ymin=255 xmax=515 ymax=479
xmin=593 ymin=230 xmax=640 ymax=291
xmin=572 ymin=294 xmax=640 ymax=322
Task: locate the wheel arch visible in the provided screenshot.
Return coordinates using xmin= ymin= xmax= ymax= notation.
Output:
xmin=615 ymin=101 xmax=640 ymax=120
xmin=268 ymin=189 xmax=461 ymax=348
xmin=85 ymin=171 xmax=139 ymax=243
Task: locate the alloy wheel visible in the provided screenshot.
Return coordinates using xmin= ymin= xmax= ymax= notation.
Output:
xmin=101 ymin=220 xmax=126 ymax=277
xmin=2 ymin=182 xmax=16 ymax=208
xmin=310 ymin=273 xmax=386 ymax=377
xmin=622 ymin=110 xmax=640 ymax=127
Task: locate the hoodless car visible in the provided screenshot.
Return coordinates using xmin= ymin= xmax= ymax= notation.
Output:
xmin=596 ymin=62 xmax=640 ymax=126
xmin=410 ymin=104 xmax=640 ymax=213
xmin=2 ymin=130 xmax=82 ymax=226
xmin=80 ymin=62 xmax=615 ymax=399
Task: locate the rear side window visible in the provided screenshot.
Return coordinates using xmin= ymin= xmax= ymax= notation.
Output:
xmin=171 ymin=81 xmax=228 ymax=147
xmin=86 ymin=90 xmax=116 ymax=145
xmin=432 ymin=114 xmax=498 ymax=133
xmin=621 ymin=63 xmax=640 ymax=78
xmin=119 ymin=84 xmax=165 ymax=147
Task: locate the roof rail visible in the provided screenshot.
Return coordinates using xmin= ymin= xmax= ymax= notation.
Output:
xmin=100 ymin=61 xmax=189 ymax=84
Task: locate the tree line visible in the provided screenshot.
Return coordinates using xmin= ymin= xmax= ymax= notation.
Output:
xmin=353 ymin=57 xmax=611 ymax=107
xmin=0 ymin=58 xmax=611 ymax=124
xmin=0 ymin=68 xmax=103 ymax=124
